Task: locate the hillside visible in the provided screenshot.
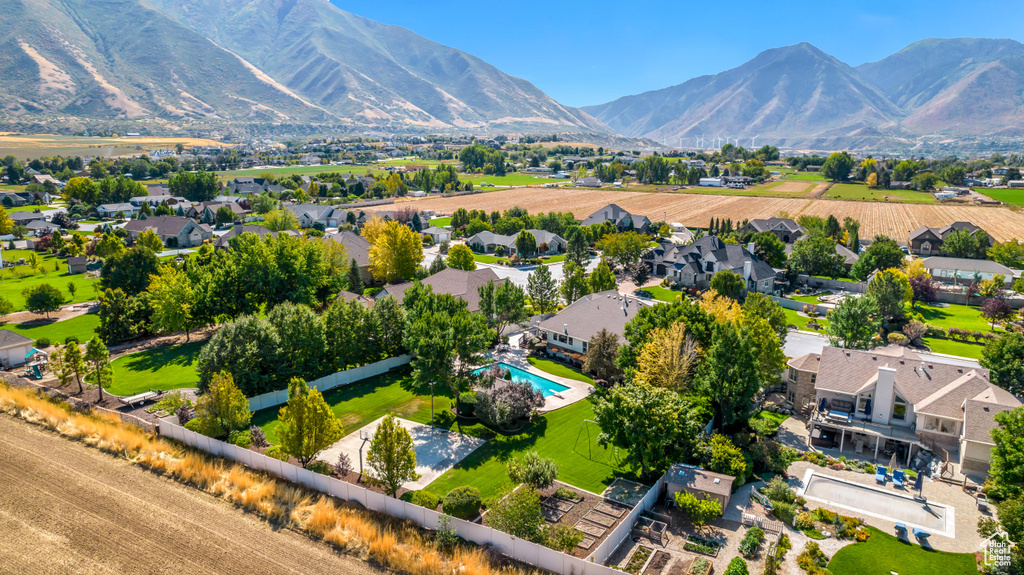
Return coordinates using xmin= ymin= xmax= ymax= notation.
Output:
xmin=0 ymin=0 xmax=608 ymax=134
xmin=582 ymin=43 xmax=903 ymax=150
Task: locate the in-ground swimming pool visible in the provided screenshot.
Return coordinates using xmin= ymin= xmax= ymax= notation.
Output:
xmin=473 ymin=363 xmax=570 ymax=398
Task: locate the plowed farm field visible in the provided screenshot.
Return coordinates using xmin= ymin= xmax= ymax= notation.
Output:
xmin=383 ymin=187 xmax=1024 ymax=240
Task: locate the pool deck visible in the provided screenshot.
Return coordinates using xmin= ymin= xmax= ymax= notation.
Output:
xmin=491 ymin=337 xmax=593 ymax=412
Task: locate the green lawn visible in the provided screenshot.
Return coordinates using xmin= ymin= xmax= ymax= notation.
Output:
xmin=789 ymin=293 xmax=829 ymax=305
xmin=922 ymin=337 xmax=985 ymax=359
xmin=429 ymin=217 xmax=452 ymax=228
xmin=983 ymin=188 xmax=1024 ymax=206
xmin=473 ymin=253 xmax=509 ymax=264
xmin=541 ymin=254 xmax=566 ymax=263
xmin=824 ymin=184 xmax=936 ymax=204
xmin=466 ymin=173 xmax=568 ymax=187
xmin=0 ymin=256 xmax=100 ymax=311
xmin=915 ymin=302 xmax=998 ymax=333
xmin=785 ymin=172 xmax=829 ymax=181
xmin=105 ymin=341 xmax=204 ymax=396
xmin=756 ymin=410 xmax=790 ymax=425
xmin=645 ymin=285 xmax=683 ymax=303
xmin=782 ymin=307 xmax=829 ymax=332
xmin=527 ymin=357 xmax=594 ymax=384
xmin=827 ymin=527 xmax=977 ymax=575
xmin=5 ymin=313 xmax=100 ymax=344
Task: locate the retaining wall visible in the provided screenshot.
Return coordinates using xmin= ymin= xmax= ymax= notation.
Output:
xmin=248 ymin=355 xmax=412 ymax=412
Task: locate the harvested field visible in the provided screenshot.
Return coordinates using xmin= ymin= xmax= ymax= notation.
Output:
xmin=0 ymin=414 xmax=383 ymax=575
xmin=383 ymin=187 xmax=1024 ymax=240
xmin=769 ymin=182 xmax=814 ymax=193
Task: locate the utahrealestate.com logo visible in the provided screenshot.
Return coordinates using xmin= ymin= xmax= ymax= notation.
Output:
xmin=982 ymin=531 xmax=1016 ymax=568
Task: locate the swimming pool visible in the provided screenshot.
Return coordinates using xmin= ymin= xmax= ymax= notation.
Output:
xmin=473 ymin=363 xmax=571 ymax=398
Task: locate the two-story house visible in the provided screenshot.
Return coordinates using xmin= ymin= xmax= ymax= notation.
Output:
xmin=738 ymin=217 xmax=805 ymax=244
xmin=788 ymin=345 xmax=1021 ymax=473
xmin=580 ymin=204 xmax=650 ymax=232
xmin=907 ymin=221 xmax=990 ymax=256
xmin=644 ymin=236 xmax=776 ymax=294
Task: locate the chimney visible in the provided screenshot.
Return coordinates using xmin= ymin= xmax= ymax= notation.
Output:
xmin=743 ymin=260 xmax=752 ymax=280
xmin=747 ymin=242 xmax=756 ymax=255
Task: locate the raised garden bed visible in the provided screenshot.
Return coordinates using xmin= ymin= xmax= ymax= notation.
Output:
xmin=624 ymin=545 xmax=653 ymax=575
xmin=683 ymin=535 xmax=720 ymax=557
xmin=687 ymin=557 xmax=712 ymax=575
xmin=642 ymin=551 xmax=672 ymax=575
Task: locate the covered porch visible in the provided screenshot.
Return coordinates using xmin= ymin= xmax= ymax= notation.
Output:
xmin=809 ymin=411 xmax=922 ymax=468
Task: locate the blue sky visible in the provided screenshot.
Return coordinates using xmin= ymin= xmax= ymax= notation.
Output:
xmin=334 ymin=0 xmax=1024 ymax=107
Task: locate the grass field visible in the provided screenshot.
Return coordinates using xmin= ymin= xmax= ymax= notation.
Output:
xmin=827 ymin=527 xmax=977 ymax=575
xmin=105 ymin=341 xmax=204 ymax=396
xmin=915 ymin=302 xmax=998 ymax=333
xmin=982 ymin=188 xmax=1024 ymax=207
xmin=783 ymin=307 xmax=830 ymax=332
xmin=0 ymin=256 xmax=100 ymax=311
xmin=824 ymin=184 xmax=937 ymax=204
xmin=527 ymin=358 xmax=594 ymax=384
xmin=785 ymin=173 xmax=830 ymax=181
xmin=0 ymin=134 xmax=226 ymax=160
xmin=922 ymin=337 xmax=985 ymax=359
xmin=644 ymin=286 xmax=683 ymax=303
xmin=466 ymin=174 xmax=568 ymax=187
xmin=429 ymin=217 xmax=452 ymax=227
xmin=6 ymin=313 xmax=99 ymax=344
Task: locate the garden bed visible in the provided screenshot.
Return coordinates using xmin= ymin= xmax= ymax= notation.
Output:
xmin=641 ymin=550 xmax=672 ymax=575
xmin=623 ymin=545 xmax=653 ymax=575
xmin=682 ymin=534 xmax=720 ymax=557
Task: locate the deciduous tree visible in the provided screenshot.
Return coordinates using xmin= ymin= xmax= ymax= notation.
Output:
xmin=478 ymin=280 xmax=528 ymax=342
xmin=826 ymin=295 xmax=880 ymax=350
xmin=22 ymin=283 xmax=63 ymax=318
xmin=710 ymin=269 xmax=745 ymax=300
xmin=695 ymin=322 xmax=760 ymax=431
xmin=560 ymin=261 xmax=590 ymax=304
xmin=368 ymin=220 xmax=423 ymax=282
xmin=365 ymin=413 xmax=420 ymax=497
xmin=990 ymin=407 xmax=1024 ymax=499
xmin=527 ymin=264 xmax=558 ymax=314
xmin=446 ymin=244 xmax=476 ymax=270
xmin=583 ymin=328 xmax=622 ymax=382
xmin=588 ymin=260 xmax=617 ymax=292
xmin=867 ymin=268 xmax=911 ymax=323
xmin=148 ymin=266 xmax=197 ymax=341
xmin=506 ymin=451 xmax=558 ymax=489
xmin=193 ymin=371 xmax=252 ymax=438
xmin=277 ymin=377 xmax=344 ymax=467
xmin=788 ymin=235 xmax=845 ymax=278
xmin=635 ymin=323 xmax=698 ymax=391
xmin=488 ymin=485 xmax=544 ymax=541
xmin=84 ymin=338 xmax=113 ymax=403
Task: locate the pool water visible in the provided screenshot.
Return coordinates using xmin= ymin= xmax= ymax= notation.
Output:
xmin=473 ymin=363 xmax=571 ymax=397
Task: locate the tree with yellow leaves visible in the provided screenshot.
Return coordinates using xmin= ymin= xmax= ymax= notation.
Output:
xmin=866 ymin=172 xmax=879 ymax=188
xmin=635 ymin=323 xmax=700 ymax=391
xmin=698 ymin=290 xmax=742 ymax=323
xmin=361 ymin=215 xmax=387 ymax=245
xmin=369 ymin=220 xmax=423 ymax=283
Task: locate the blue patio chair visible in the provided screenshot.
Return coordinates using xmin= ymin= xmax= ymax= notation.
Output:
xmin=895 ymin=522 xmax=907 ymax=536
xmin=913 ymin=527 xmax=930 ymax=540
xmin=875 ymin=465 xmax=887 ymax=484
xmin=893 ymin=469 xmax=905 ymax=488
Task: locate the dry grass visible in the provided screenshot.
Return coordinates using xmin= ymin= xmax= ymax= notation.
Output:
xmin=390 ymin=186 xmax=1024 ymax=241
xmin=0 ymin=384 xmax=535 ymax=575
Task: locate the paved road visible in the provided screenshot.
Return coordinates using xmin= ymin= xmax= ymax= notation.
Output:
xmin=0 ymin=415 xmax=385 ymax=575
xmin=783 ymin=330 xmax=981 ymax=368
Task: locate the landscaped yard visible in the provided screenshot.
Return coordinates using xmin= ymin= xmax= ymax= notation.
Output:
xmin=472 ymin=252 xmax=509 ymax=264
xmin=6 ymin=313 xmax=100 ymax=344
xmin=915 ymin=302 xmax=999 ymax=333
xmin=644 ymin=285 xmax=683 ymax=303
xmin=429 ymin=217 xmax=452 ymax=228
xmin=0 ymin=256 xmax=100 ymax=311
xmin=527 ymin=357 xmax=594 ymax=384
xmin=105 ymin=341 xmax=204 ymax=396
xmin=782 ymin=307 xmax=829 ymax=332
xmin=827 ymin=527 xmax=977 ymax=575
xmin=921 ymin=337 xmax=985 ymax=360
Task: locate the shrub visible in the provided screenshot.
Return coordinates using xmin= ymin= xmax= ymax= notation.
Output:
xmin=796 ymin=542 xmax=829 ymax=574
xmin=794 ymin=512 xmax=815 ymax=530
xmin=249 ymin=425 xmax=268 ymax=448
xmin=812 ymin=508 xmax=838 ymax=524
xmin=442 ymin=486 xmax=482 ymax=519
xmin=184 ymin=417 xmax=202 ymax=433
xmin=749 ymin=416 xmax=781 ymax=437
xmin=228 ymin=429 xmax=251 ymax=448
xmin=543 ymin=523 xmax=584 ymax=553
xmin=36 ymin=338 xmax=51 ymax=348
xmin=723 ymin=557 xmax=749 ymax=575
xmin=763 ymin=475 xmax=795 ymax=504
xmin=410 ymin=490 xmax=441 ymax=510
xmin=803 ymin=528 xmax=825 ymax=540
xmin=887 ymin=332 xmax=907 ymax=345
xmin=458 ymin=391 xmax=478 ymax=415
xmin=334 ymin=452 xmax=352 ymax=477
xmin=855 ymin=529 xmax=870 ymax=542
xmin=265 ymin=446 xmax=289 ymax=462
xmin=555 ymin=486 xmax=578 ymax=500
xmin=738 ymin=526 xmax=764 ymax=558
xmin=308 ymin=460 xmax=333 ymax=475
xmin=434 ymin=514 xmax=459 ymax=550
xmin=507 ymin=451 xmax=558 ymax=489
xmin=64 ymin=336 xmax=80 ymax=345
xmin=772 ymin=501 xmax=796 ymax=524
xmin=691 ymin=558 xmax=711 ymax=575
xmin=176 ymin=403 xmax=195 ymax=425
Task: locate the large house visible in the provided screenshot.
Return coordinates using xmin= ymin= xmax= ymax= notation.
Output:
xmin=188 ymin=201 xmax=247 ymax=223
xmin=214 ymin=225 xmax=297 ymax=249
xmin=286 ymin=204 xmax=341 ymax=228
xmin=225 ymin=177 xmax=286 ymax=196
xmin=97 ymin=203 xmax=140 ymax=218
xmin=644 ymin=236 xmax=777 ymax=294
xmin=908 ymin=222 xmax=990 ymax=256
xmin=465 ymin=229 xmax=566 ymax=257
xmin=376 ymin=268 xmax=506 ymax=313
xmin=326 ymin=230 xmax=373 ymax=284
xmin=784 ymin=240 xmax=860 ymax=273
xmin=787 ymin=345 xmax=1021 ymax=473
xmin=921 ymin=257 xmax=1015 ymax=284
xmin=537 ymin=291 xmax=643 ymax=361
xmin=124 ymin=216 xmax=213 ymax=248
xmin=739 ymin=218 xmax=805 ymax=244
xmin=580 ymin=204 xmax=650 ymax=232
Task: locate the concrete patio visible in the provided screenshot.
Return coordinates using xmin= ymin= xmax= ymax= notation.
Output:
xmin=489 ymin=332 xmax=594 ymax=411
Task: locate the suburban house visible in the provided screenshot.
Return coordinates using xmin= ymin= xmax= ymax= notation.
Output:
xmin=784 ymin=240 xmax=860 ymax=273
xmin=465 ymin=229 xmax=566 ymax=256
xmin=907 ymin=222 xmax=990 ymax=256
xmin=188 ymin=201 xmax=247 ymax=223
xmin=131 ymin=194 xmax=188 ymax=207
xmin=124 ymin=216 xmax=213 ymax=248
xmin=921 ymin=256 xmax=1015 ymax=284
xmin=421 ymin=226 xmax=450 ymax=244
xmin=581 ymin=204 xmax=650 ymax=232
xmin=0 ymin=330 xmax=36 ymax=368
xmin=376 ymin=268 xmax=506 ymax=313
xmin=536 ymin=291 xmax=643 ymax=361
xmin=663 ymin=464 xmax=735 ymax=510
xmin=214 ymin=225 xmax=296 ymax=249
xmin=66 ymin=256 xmax=87 ymax=274
xmin=96 ymin=203 xmax=140 ymax=218
xmin=788 ymin=345 xmax=1021 ymax=473
xmin=574 ymin=176 xmax=602 ymax=187
xmin=739 ymin=218 xmax=805 ymax=243
xmin=326 ymin=230 xmax=373 ymax=284
xmin=10 ymin=212 xmax=46 ymax=225
xmin=225 ymin=177 xmax=286 ymax=196
xmin=26 ymin=220 xmax=61 ymax=236
xmin=287 ymin=204 xmax=341 ymax=228
xmin=644 ymin=237 xmax=777 ymax=294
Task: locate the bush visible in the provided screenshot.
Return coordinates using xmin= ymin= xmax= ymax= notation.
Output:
xmin=308 ymin=460 xmax=332 ymax=475
xmin=176 ymin=403 xmax=194 ymax=425
xmin=803 ymin=528 xmax=826 ymax=540
xmin=772 ymin=501 xmax=796 ymax=524
xmin=36 ymin=338 xmax=51 ymax=348
xmin=184 ymin=417 xmax=202 ymax=433
xmin=555 ymin=486 xmax=578 ymax=500
xmin=434 ymin=514 xmax=459 ymax=550
xmin=887 ymin=333 xmax=907 ymax=345
xmin=249 ymin=425 xmax=268 ymax=448
xmin=738 ymin=526 xmax=764 ymax=558
xmin=762 ymin=475 xmax=795 ymax=504
xmin=64 ymin=336 xmax=80 ymax=345
xmin=794 ymin=511 xmax=815 ymax=530
xmin=749 ymin=416 xmax=781 ymax=437
xmin=442 ymin=486 xmax=482 ymax=519
xmin=265 ymin=446 xmax=289 ymax=462
xmin=409 ymin=490 xmax=441 ymax=510
xmin=458 ymin=391 xmax=477 ymax=415
xmin=507 ymin=451 xmax=558 ymax=489
xmin=723 ymin=557 xmax=749 ymax=575
xmin=796 ymin=542 xmax=829 ymax=574
xmin=334 ymin=452 xmax=352 ymax=477
xmin=691 ymin=558 xmax=711 ymax=575
xmin=543 ymin=523 xmax=584 ymax=553
xmin=812 ymin=508 xmax=838 ymax=524
xmin=228 ymin=429 xmax=251 ymax=448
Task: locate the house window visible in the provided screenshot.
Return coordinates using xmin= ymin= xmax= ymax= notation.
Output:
xmin=582 ymin=341 xmax=589 ymax=353
xmin=892 ymin=395 xmax=907 ymax=421
xmin=924 ymin=416 xmax=956 ymax=434
xmin=810 ymin=374 xmax=816 ymax=384
xmin=788 ymin=368 xmax=797 ymax=382
xmin=553 ymin=333 xmax=574 ymax=346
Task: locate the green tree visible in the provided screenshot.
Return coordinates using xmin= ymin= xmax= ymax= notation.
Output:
xmin=707 ymin=434 xmax=748 ymax=480
xmin=0 ymin=296 xmax=14 ymax=321
xmin=851 ymin=235 xmax=904 ymax=281
xmin=560 ymin=261 xmax=590 ymax=305
xmin=742 ymin=315 xmax=786 ymax=391
xmin=263 ymin=209 xmax=300 ymax=232
xmin=619 ymin=299 xmax=714 ymax=371
xmin=527 ymin=264 xmax=558 ymax=314
xmin=742 ymin=292 xmax=788 ymax=343
xmin=148 ymin=266 xmax=196 ymax=341
xmin=867 ymin=268 xmax=911 ymax=323
xmin=478 ymin=280 xmax=528 ymax=342
xmin=193 ymin=371 xmax=252 ymax=438
xmin=365 ymin=413 xmax=420 ymax=497
xmin=564 ymin=226 xmax=590 ymax=268
xmin=824 ymin=215 xmax=842 ymax=241
xmin=277 ymin=377 xmax=345 ymax=467
xmin=488 ymin=486 xmax=544 ymax=541
xmin=674 ymin=490 xmax=722 ymax=530
xmin=22 ymin=283 xmax=63 ymax=318
xmin=751 ymin=232 xmax=787 ymax=267
xmin=64 ymin=343 xmax=86 ymax=395
xmin=788 ymin=236 xmax=845 ymax=278
xmin=710 ymin=270 xmax=745 ymax=300
xmin=215 ymin=205 xmax=235 ymax=227
xmin=515 ymin=230 xmax=537 ymax=257
xmin=723 ymin=557 xmax=750 ymax=575
xmin=821 ymin=151 xmax=855 ymax=182
xmin=942 ymin=229 xmax=980 ymax=259
xmin=446 ymin=244 xmax=476 ymax=271
xmin=346 ymin=258 xmax=364 ymax=293
xmin=101 ymin=246 xmax=159 ymax=296
xmin=196 ymin=315 xmax=286 ymax=396
xmin=990 ymin=408 xmax=1024 ymax=499
xmin=250 ymin=193 xmax=277 ymax=215
xmin=84 ymin=338 xmax=113 ymax=403
xmin=506 ymin=451 xmax=558 ymax=489
xmin=169 ymin=170 xmax=218 ymax=202
xmin=369 ymin=220 xmax=423 ymax=282
xmin=597 ymin=232 xmax=648 ymax=270
xmin=982 ymin=333 xmax=1024 ymax=396
xmin=94 ymin=233 xmax=126 ymax=260
xmin=588 ymin=260 xmax=617 ymax=292
xmin=826 ymin=294 xmax=880 ymax=350
xmin=695 ymin=321 xmax=760 ymax=430
xmin=990 ymin=240 xmax=1024 ymax=269
xmin=583 ymin=328 xmax=622 ymax=382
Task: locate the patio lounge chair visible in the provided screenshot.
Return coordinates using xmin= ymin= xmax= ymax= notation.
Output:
xmin=893 ymin=469 xmax=905 ymax=488
xmin=895 ymin=523 xmax=907 ymax=537
xmin=912 ymin=527 xmax=930 ymax=540
xmin=875 ymin=465 xmax=887 ymax=484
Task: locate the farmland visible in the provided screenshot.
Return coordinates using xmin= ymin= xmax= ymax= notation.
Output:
xmin=823 ymin=183 xmax=937 ymax=204
xmin=982 ymin=188 xmax=1024 ymax=207
xmin=0 ymin=134 xmax=226 ymax=160
xmin=372 ymin=186 xmax=1024 ymax=240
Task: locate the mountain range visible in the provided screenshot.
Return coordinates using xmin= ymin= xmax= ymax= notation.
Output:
xmin=582 ymin=39 xmax=1024 ymax=150
xmin=0 ymin=0 xmax=608 ymax=134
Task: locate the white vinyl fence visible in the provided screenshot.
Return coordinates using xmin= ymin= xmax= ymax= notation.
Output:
xmin=248 ymin=355 xmax=412 ymax=412
xmin=586 ymin=475 xmax=665 ymax=565
xmin=158 ymin=417 xmax=639 ymax=575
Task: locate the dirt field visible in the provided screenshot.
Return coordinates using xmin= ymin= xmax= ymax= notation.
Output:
xmin=0 ymin=414 xmax=385 ymax=575
xmin=387 ymin=187 xmax=1024 ymax=240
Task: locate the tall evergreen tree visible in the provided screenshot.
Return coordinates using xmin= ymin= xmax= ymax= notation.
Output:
xmin=347 ymin=258 xmax=363 ymax=294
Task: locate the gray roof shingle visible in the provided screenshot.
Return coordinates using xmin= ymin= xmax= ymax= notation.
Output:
xmin=536 ymin=291 xmax=642 ymax=342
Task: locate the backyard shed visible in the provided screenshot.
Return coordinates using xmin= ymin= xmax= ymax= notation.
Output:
xmin=664 ymin=463 xmax=735 ymax=509
xmin=0 ymin=330 xmax=36 ymax=368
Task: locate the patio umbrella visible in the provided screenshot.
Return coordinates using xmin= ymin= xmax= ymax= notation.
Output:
xmin=819 ymin=397 xmax=828 ymax=413
xmin=913 ymin=472 xmax=924 ymax=493
xmin=862 ymin=399 xmax=871 ymax=416
xmin=889 ymin=453 xmax=898 ymax=471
